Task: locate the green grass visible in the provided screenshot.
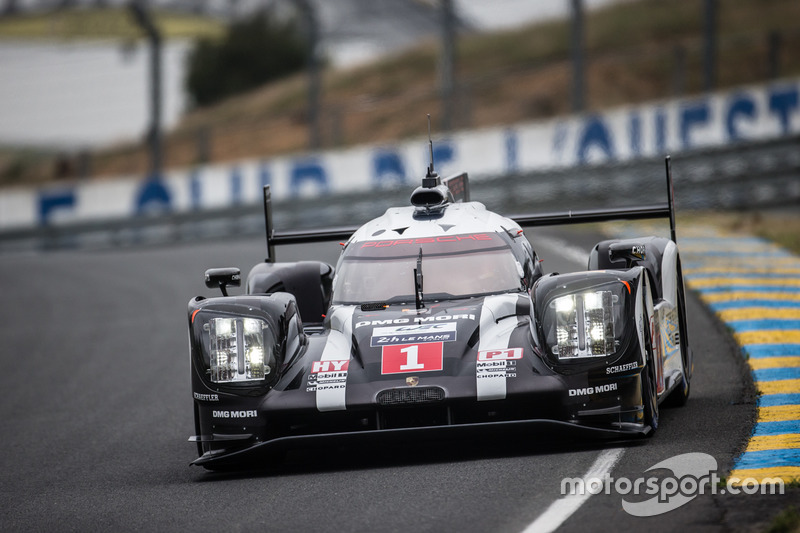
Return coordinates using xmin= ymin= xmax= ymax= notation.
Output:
xmin=0 ymin=7 xmax=223 ymax=41
xmin=680 ymin=212 xmax=800 ymax=255
xmin=766 ymin=505 xmax=800 ymax=533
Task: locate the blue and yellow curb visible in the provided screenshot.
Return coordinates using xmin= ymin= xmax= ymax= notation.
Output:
xmin=609 ymin=222 xmax=800 ymax=485
xmin=682 ymin=229 xmax=800 ymax=485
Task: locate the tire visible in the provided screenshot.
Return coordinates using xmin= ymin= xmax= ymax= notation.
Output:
xmin=641 ymin=297 xmax=659 ymax=435
xmin=663 ymin=262 xmax=691 ymax=407
xmin=194 ymin=403 xmax=204 ymax=457
xmin=642 ymin=355 xmax=659 ymax=435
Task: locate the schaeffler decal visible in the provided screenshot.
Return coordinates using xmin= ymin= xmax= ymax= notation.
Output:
xmin=381 ymin=343 xmax=444 ymax=374
xmin=193 ymin=392 xmax=219 ymax=402
xmin=371 ymin=322 xmax=457 ymax=347
xmin=606 ymin=361 xmax=639 ymax=374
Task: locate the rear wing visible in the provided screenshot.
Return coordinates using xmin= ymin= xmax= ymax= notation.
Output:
xmin=262 ymin=157 xmax=677 ymax=263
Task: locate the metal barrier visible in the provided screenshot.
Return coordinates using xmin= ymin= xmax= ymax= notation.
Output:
xmin=1 ymin=135 xmax=797 ymax=253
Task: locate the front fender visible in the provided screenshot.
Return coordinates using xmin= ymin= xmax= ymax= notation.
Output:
xmin=532 ymin=268 xmax=649 ymax=376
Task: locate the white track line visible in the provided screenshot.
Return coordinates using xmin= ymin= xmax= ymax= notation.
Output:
xmin=521 ymin=448 xmax=625 ymax=533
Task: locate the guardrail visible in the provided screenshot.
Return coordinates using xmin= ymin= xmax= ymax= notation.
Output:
xmin=1 ymin=135 xmax=797 ymax=253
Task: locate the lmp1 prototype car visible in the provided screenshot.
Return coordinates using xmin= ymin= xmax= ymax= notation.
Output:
xmin=186 ymin=155 xmax=693 ymax=469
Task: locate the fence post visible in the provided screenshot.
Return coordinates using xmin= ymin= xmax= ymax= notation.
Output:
xmin=768 ymin=31 xmax=782 ymax=79
xmin=440 ymin=0 xmax=457 ymax=131
xmin=570 ymin=0 xmax=585 ymax=113
xmin=672 ymin=44 xmax=686 ymax=97
xmin=703 ymin=0 xmax=717 ymax=91
xmin=296 ymin=0 xmax=322 ymax=150
xmin=129 ymin=0 xmax=163 ymax=181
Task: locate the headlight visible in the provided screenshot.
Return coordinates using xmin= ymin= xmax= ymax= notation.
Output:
xmin=548 ymin=289 xmax=617 ymax=360
xmin=205 ymin=317 xmax=272 ymax=383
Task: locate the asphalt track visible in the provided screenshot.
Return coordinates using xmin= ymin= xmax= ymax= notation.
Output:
xmin=0 ymin=227 xmax=793 ymax=532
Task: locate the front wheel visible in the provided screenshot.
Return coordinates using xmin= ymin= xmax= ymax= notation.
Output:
xmin=642 ymin=358 xmax=659 ymax=435
xmin=641 ymin=302 xmax=659 ymax=435
xmin=663 ymin=263 xmax=691 ymax=407
xmin=193 ymin=403 xmax=204 ymax=457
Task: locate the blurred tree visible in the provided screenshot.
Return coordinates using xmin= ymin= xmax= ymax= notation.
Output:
xmin=186 ymin=9 xmax=306 ymax=108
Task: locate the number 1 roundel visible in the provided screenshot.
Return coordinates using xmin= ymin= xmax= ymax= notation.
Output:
xmin=381 ymin=343 xmax=444 ymax=374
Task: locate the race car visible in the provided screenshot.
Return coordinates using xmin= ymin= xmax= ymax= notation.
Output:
xmin=186 ymin=154 xmax=693 ymax=469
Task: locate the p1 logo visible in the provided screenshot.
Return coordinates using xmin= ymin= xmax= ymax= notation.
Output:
xmin=477 ymin=348 xmax=523 ymax=361
xmin=381 ymin=343 xmax=444 ymax=374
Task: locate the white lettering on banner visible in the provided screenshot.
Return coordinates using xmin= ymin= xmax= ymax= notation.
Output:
xmin=568 ymin=383 xmax=619 ymax=397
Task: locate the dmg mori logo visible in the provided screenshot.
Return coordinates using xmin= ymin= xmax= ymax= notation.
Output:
xmin=568 ymin=383 xmax=618 ymax=396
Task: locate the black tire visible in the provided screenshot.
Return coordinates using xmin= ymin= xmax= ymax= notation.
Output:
xmin=663 ymin=262 xmax=691 ymax=407
xmin=642 ymin=350 xmax=659 ymax=435
xmin=193 ymin=403 xmax=204 ymax=457
xmin=640 ymin=294 xmax=659 ymax=435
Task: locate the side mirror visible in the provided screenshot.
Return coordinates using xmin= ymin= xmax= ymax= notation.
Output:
xmin=205 ymin=267 xmax=241 ymax=297
xmin=608 ymin=242 xmax=646 ymax=268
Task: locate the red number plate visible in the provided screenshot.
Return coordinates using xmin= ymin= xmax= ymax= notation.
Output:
xmin=381 ymin=343 xmax=444 ymax=374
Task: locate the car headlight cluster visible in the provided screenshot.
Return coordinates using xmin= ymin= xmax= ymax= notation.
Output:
xmin=205 ymin=317 xmax=272 ymax=383
xmin=549 ymin=289 xmax=617 ymax=360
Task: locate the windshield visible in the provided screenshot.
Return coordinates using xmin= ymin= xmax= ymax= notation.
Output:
xmin=332 ymin=232 xmax=524 ymax=304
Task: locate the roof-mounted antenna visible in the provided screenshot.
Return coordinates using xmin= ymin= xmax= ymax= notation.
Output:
xmin=423 ymin=114 xmax=440 ymax=189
